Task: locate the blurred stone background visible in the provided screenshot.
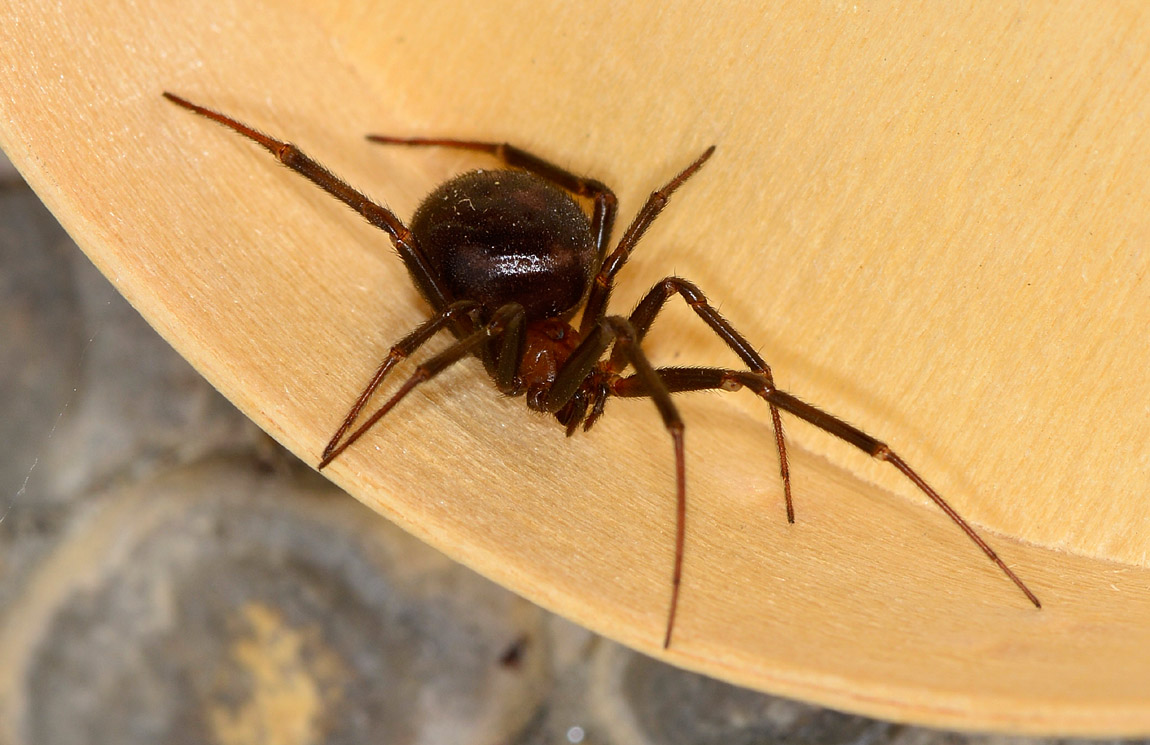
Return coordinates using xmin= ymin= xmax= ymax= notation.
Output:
xmin=0 ymin=150 xmax=1138 ymax=745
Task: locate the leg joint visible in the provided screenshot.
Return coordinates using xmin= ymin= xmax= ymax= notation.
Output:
xmin=658 ymin=276 xmax=707 ymax=306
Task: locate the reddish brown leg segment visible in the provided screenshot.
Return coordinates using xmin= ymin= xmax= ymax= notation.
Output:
xmin=612 ymin=277 xmax=793 ymax=522
xmin=579 ymin=146 xmax=715 ymax=338
xmin=612 ymin=367 xmax=1042 ymax=609
xmin=163 ymin=92 xmax=459 ymax=315
xmin=322 ymin=300 xmax=479 ymax=461
xmin=544 ymin=317 xmax=690 ymax=648
xmin=318 ymin=304 xmax=526 ymax=469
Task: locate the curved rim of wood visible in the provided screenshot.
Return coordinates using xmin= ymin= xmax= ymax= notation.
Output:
xmin=2 ymin=0 xmax=1149 ymax=735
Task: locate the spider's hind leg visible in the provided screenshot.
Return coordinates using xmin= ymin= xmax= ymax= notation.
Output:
xmin=611 ymin=366 xmax=1042 ymax=609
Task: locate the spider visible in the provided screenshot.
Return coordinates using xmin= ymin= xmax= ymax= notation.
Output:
xmin=163 ymin=92 xmax=1040 ymax=649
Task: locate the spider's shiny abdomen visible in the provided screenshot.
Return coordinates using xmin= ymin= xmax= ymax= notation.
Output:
xmin=410 ymin=169 xmax=597 ymax=321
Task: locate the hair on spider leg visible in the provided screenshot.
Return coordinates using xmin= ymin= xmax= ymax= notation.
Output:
xmin=163 ymin=91 xmax=1041 ymax=650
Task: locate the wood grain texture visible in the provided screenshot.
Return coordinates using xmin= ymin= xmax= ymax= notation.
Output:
xmin=1 ymin=0 xmax=1147 ymax=734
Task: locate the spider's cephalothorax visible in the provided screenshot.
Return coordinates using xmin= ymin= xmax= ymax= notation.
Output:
xmin=164 ymin=92 xmax=1041 ymax=650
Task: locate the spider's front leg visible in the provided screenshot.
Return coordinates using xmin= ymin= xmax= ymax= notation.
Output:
xmin=319 ymin=303 xmax=526 ymax=469
xmin=323 ymin=300 xmax=480 ymax=461
xmin=543 ymin=317 xmax=689 ymax=649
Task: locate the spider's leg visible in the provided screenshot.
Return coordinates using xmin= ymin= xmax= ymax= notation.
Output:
xmin=579 ymin=146 xmax=715 ymax=338
xmin=604 ymin=319 xmax=689 ymax=650
xmin=544 ymin=317 xmax=689 ymax=649
xmin=611 ymin=367 xmax=1042 ymax=609
xmin=487 ymin=301 xmax=528 ymax=394
xmin=323 ymin=300 xmax=480 ymax=461
xmin=606 ymin=277 xmax=792 ymax=521
xmin=318 ymin=304 xmax=525 ymax=469
xmin=366 ymin=136 xmax=618 ymax=262
xmin=162 ymin=93 xmax=458 ymax=315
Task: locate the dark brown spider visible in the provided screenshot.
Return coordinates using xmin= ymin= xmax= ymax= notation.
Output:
xmin=163 ymin=92 xmax=1040 ymax=649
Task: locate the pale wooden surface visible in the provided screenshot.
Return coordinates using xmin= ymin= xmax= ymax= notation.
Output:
xmin=1 ymin=0 xmax=1148 ymax=734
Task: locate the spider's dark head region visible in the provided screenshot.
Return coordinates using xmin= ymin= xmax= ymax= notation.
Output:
xmin=410 ymin=169 xmax=597 ymax=322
